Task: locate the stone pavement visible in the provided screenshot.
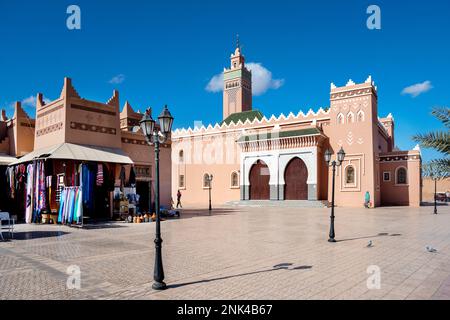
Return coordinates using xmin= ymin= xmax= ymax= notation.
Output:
xmin=1 ymin=205 xmax=450 ymax=300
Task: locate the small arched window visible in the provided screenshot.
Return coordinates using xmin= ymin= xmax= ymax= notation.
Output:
xmin=231 ymin=172 xmax=239 ymax=187
xmin=345 ymin=166 xmax=355 ymax=184
xmin=337 ymin=113 xmax=344 ymax=124
xmin=357 ymin=110 xmax=365 ymax=122
xmin=347 ymin=112 xmax=354 ymax=123
xmin=179 ymin=150 xmax=184 ymax=162
xmin=203 ymin=173 xmax=211 ymax=188
xmin=396 ymin=167 xmax=407 ymax=184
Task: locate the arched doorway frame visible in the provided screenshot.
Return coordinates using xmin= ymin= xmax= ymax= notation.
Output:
xmin=283 ymin=156 xmax=309 ymax=200
xmin=248 ymin=160 xmax=271 ymax=200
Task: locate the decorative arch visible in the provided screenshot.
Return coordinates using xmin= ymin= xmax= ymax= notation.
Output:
xmin=337 ymin=113 xmax=344 ymax=125
xmin=357 ymin=110 xmax=365 ymax=122
xmin=249 ymin=160 xmax=270 ymax=200
xmin=284 ymin=157 xmax=308 ymax=200
xmin=395 ymin=166 xmax=408 ymax=185
xmin=347 ymin=111 xmax=355 ymax=123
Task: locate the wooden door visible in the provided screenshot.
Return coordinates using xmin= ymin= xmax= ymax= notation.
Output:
xmin=249 ymin=160 xmax=270 ymax=200
xmin=284 ymin=157 xmax=308 ymax=200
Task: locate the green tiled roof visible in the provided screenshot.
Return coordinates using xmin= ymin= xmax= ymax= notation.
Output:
xmin=237 ymin=127 xmax=321 ymax=143
xmin=221 ymin=110 xmax=264 ymax=126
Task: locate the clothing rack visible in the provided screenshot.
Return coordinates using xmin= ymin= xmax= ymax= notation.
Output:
xmin=59 ymin=186 xmax=84 ymax=229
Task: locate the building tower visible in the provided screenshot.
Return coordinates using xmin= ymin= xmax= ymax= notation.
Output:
xmin=223 ymin=37 xmax=252 ymax=120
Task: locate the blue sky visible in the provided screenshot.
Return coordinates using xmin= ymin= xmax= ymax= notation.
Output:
xmin=0 ymin=0 xmax=448 ymax=162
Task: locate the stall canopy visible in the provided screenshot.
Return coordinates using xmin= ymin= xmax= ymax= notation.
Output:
xmin=9 ymin=143 xmax=134 ymax=166
xmin=0 ymin=153 xmax=17 ymax=165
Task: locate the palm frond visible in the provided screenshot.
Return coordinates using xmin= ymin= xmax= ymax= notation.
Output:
xmin=423 ymin=160 xmax=450 ymax=180
xmin=412 ymin=131 xmax=450 ymax=154
xmin=431 ymin=107 xmax=450 ymax=129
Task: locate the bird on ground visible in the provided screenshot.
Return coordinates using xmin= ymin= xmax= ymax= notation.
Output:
xmin=426 ymin=246 xmax=437 ymax=253
xmin=367 ymin=240 xmax=373 ymax=248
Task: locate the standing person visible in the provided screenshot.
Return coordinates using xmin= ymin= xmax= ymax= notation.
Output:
xmin=176 ymin=190 xmax=182 ymax=208
xmin=364 ymin=191 xmax=371 ymax=208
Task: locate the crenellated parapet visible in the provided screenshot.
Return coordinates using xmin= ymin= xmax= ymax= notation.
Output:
xmin=172 ymin=107 xmax=330 ymax=138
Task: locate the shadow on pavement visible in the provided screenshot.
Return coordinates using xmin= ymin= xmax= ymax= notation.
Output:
xmin=421 ymin=202 xmax=449 ymax=207
xmin=2 ymin=230 xmax=70 ymax=241
xmin=167 ymin=263 xmax=313 ymax=289
xmin=81 ymin=223 xmax=127 ymax=230
xmin=175 ymin=208 xmax=240 ymax=220
xmin=337 ymin=232 xmax=402 ymax=243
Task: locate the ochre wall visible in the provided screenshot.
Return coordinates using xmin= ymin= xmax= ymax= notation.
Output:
xmin=324 ymin=81 xmax=379 ymax=207
xmin=171 ymin=132 xmax=241 ymax=207
xmin=422 ymin=177 xmax=450 ymax=202
xmin=379 ymin=153 xmax=422 ymax=207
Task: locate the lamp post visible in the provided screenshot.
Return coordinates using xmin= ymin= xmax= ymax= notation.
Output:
xmin=206 ymin=174 xmax=213 ymax=211
xmin=140 ymin=105 xmax=174 ymax=291
xmin=433 ymin=177 xmax=438 ymax=215
xmin=324 ymin=147 xmax=345 ymax=243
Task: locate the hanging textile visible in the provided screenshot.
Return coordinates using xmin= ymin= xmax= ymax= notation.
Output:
xmin=119 ymin=166 xmax=126 ymax=190
xmin=57 ymin=186 xmax=83 ymax=225
xmin=58 ymin=188 xmax=66 ymax=223
xmin=25 ymin=164 xmax=34 ymax=224
xmin=81 ymin=163 xmax=95 ymax=212
xmin=96 ymin=163 xmax=104 ymax=186
xmin=5 ymin=166 xmax=15 ymax=199
xmin=129 ymin=166 xmax=136 ymax=186
xmin=32 ymin=161 xmax=47 ymax=223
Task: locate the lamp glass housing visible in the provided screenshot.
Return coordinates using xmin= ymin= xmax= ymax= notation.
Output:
xmin=158 ymin=105 xmax=174 ymax=135
xmin=324 ymin=149 xmax=332 ymax=163
xmin=337 ymin=147 xmax=346 ymax=163
xmin=139 ymin=109 xmax=155 ymax=139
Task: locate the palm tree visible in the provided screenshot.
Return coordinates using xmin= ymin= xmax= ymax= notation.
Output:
xmin=422 ymin=162 xmax=450 ymax=214
xmin=413 ymin=107 xmax=450 ymax=171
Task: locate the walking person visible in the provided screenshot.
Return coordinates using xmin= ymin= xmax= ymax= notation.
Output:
xmin=176 ymin=190 xmax=182 ymax=208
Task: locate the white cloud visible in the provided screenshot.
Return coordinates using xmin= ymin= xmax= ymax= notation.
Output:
xmin=205 ymin=73 xmax=223 ymax=93
xmin=109 ymin=74 xmax=125 ymax=84
xmin=20 ymin=95 xmax=51 ymax=107
xmin=401 ymin=81 xmax=433 ymax=98
xmin=205 ymin=62 xmax=284 ymax=96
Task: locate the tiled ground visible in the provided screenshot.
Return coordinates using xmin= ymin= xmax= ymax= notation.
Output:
xmin=1 ymin=205 xmax=450 ymax=300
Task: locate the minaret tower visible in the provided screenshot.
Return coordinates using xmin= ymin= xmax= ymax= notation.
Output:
xmin=223 ymin=35 xmax=252 ymax=120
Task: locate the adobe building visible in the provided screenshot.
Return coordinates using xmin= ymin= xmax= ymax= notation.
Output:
xmin=0 ymin=78 xmax=171 ymax=222
xmin=171 ymin=44 xmax=422 ymax=208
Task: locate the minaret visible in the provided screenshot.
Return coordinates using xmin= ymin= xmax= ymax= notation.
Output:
xmin=223 ymin=36 xmax=252 ymax=120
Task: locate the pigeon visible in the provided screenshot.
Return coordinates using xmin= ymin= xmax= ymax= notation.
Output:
xmin=426 ymin=246 xmax=437 ymax=253
xmin=366 ymin=240 xmax=373 ymax=248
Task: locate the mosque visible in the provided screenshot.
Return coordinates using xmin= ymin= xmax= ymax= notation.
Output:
xmin=171 ymin=44 xmax=422 ymax=208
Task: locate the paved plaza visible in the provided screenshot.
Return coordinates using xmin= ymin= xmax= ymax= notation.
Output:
xmin=1 ymin=204 xmax=450 ymax=300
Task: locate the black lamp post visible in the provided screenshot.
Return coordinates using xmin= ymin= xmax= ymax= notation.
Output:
xmin=140 ymin=105 xmax=174 ymax=291
xmin=206 ymin=174 xmax=213 ymax=211
xmin=324 ymin=147 xmax=345 ymax=243
xmin=433 ymin=177 xmax=438 ymax=215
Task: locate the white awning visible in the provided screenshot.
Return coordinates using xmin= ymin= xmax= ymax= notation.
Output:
xmin=0 ymin=154 xmax=17 ymax=165
xmin=9 ymin=143 xmax=134 ymax=166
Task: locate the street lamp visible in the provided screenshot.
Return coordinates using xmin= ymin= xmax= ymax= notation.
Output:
xmin=324 ymin=147 xmax=345 ymax=243
xmin=140 ymin=105 xmax=174 ymax=291
xmin=206 ymin=174 xmax=213 ymax=211
xmin=433 ymin=176 xmax=438 ymax=215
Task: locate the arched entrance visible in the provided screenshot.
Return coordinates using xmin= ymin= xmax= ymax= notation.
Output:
xmin=284 ymin=157 xmax=308 ymax=200
xmin=249 ymin=160 xmax=270 ymax=200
